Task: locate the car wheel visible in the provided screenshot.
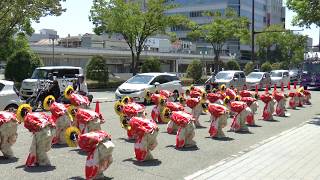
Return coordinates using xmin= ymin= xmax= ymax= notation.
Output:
xmin=304 ymin=86 xmax=308 ymax=90
xmin=4 ymin=104 xmax=18 ymax=112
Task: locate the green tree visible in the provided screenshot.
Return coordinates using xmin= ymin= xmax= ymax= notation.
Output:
xmin=244 ymin=61 xmax=254 ymax=75
xmin=287 ymin=0 xmax=320 ymax=27
xmin=0 ymin=0 xmax=65 ymax=44
xmin=0 ymin=33 xmax=30 ymax=62
xmin=186 ymin=60 xmax=202 ymax=83
xmin=141 ymin=57 xmax=161 ymax=73
xmin=187 ymin=9 xmax=250 ymax=72
xmin=5 ymin=50 xmax=43 ymax=82
xmin=256 ymin=25 xmax=307 ymax=66
xmin=86 ymin=55 xmax=109 ymax=84
xmin=90 ymin=0 xmax=187 ymax=75
xmin=261 ymin=62 xmax=272 ymax=72
xmin=226 ymin=60 xmax=240 ymax=70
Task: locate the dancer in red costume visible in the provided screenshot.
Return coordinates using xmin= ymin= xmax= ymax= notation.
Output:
xmin=0 ymin=111 xmax=19 ymax=159
xmin=288 ymin=91 xmax=299 ymax=109
xmin=64 ymin=86 xmax=90 ymax=109
xmin=150 ymin=93 xmax=168 ymax=123
xmin=163 ymin=110 xmax=196 ymax=148
xmin=208 ymin=104 xmax=229 ymax=138
xmin=273 ymin=91 xmax=288 ymax=117
xmin=127 ymin=117 xmax=159 ymax=161
xmin=240 ymin=96 xmax=258 ymax=125
xmin=225 ymin=97 xmax=251 ymax=132
xmin=17 ymin=104 xmax=55 ymax=167
xmin=260 ymin=93 xmax=276 ymax=121
xmin=186 ymin=97 xmax=208 ymax=127
xmin=166 ymin=101 xmax=185 ymax=134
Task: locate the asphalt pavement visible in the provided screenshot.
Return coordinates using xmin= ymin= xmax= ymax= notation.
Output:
xmin=1 ymin=90 xmax=320 ymax=180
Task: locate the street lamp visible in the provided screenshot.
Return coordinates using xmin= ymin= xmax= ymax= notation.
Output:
xmin=49 ymin=34 xmax=58 ymax=62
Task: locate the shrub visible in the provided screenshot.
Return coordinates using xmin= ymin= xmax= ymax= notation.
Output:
xmin=86 ymin=55 xmax=109 ymax=84
xmin=186 ymin=59 xmax=203 ymax=83
xmin=244 ymin=61 xmax=254 ymax=75
xmin=226 ymin=60 xmax=240 ymax=70
xmin=141 ymin=57 xmax=161 ymax=73
xmin=5 ymin=49 xmax=43 ymax=82
xmin=261 ymin=61 xmax=273 ymax=72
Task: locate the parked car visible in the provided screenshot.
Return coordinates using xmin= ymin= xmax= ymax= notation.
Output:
xmin=20 ymin=66 xmax=83 ymax=99
xmin=270 ymin=70 xmax=290 ymax=87
xmin=214 ymin=70 xmax=246 ymax=90
xmin=204 ymin=74 xmax=219 ymax=92
xmin=115 ymin=73 xmax=183 ymax=103
xmin=0 ymin=80 xmax=22 ymax=111
xmin=289 ymin=69 xmax=301 ymax=84
xmin=246 ymin=72 xmax=271 ymax=90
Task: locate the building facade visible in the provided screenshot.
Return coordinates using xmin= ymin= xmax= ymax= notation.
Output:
xmin=166 ymin=0 xmax=285 ymax=60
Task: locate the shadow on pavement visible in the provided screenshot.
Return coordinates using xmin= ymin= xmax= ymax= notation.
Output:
xmin=234 ymin=131 xmax=254 ymax=134
xmin=70 ymin=149 xmax=87 ymax=155
xmin=16 ymin=165 xmax=56 ymax=173
xmin=52 ymin=144 xmax=69 ymax=149
xmin=0 ymin=156 xmax=18 ymax=164
xmin=165 ymin=145 xmax=199 ymax=151
xmin=117 ymin=137 xmax=135 ymax=143
xmin=308 ymin=118 xmax=320 ymax=126
xmin=195 ymin=126 xmax=207 ymax=129
xmin=248 ymin=124 xmax=262 ymax=127
xmin=206 ymin=137 xmax=235 ymax=141
xmin=68 ymin=176 xmax=113 ymax=180
xmin=123 ymin=158 xmax=162 ymax=166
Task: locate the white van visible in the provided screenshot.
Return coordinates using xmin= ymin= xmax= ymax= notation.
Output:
xmin=270 ymin=70 xmax=290 ymax=87
xmin=214 ymin=70 xmax=246 ymax=90
xmin=20 ymin=66 xmax=83 ymax=99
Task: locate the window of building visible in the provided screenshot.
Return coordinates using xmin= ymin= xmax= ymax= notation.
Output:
xmin=190 ymin=11 xmax=203 ymax=17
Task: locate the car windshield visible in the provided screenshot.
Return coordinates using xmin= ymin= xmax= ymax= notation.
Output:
xmin=215 ymin=72 xmax=233 ymax=80
xmin=31 ymin=69 xmax=49 ymax=79
xmin=126 ymin=75 xmax=154 ymax=84
xmin=247 ymin=73 xmax=263 ymax=79
xmin=270 ymin=72 xmax=283 ymax=77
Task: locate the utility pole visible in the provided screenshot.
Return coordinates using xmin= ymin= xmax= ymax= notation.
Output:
xmin=251 ymin=0 xmax=255 ymax=64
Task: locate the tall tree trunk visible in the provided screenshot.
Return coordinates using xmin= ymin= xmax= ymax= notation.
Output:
xmin=131 ymin=51 xmax=136 ymax=76
xmin=135 ymin=52 xmax=141 ymax=75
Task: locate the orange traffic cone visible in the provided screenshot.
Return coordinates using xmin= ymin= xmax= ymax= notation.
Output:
xmin=255 ymin=84 xmax=259 ymax=94
xmin=281 ymin=82 xmax=284 ymax=92
xmin=95 ymin=101 xmax=100 ymax=114
xmin=273 ymin=84 xmax=277 ymax=92
xmin=287 ymin=82 xmax=291 ymax=90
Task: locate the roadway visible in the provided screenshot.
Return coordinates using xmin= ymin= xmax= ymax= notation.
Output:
xmin=1 ymin=90 xmax=320 ymax=180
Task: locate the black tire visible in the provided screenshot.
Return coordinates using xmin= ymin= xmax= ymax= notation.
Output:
xmin=4 ymin=104 xmax=18 ymax=112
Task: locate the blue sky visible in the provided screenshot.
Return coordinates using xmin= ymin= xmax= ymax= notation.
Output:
xmin=32 ymin=0 xmax=319 ymax=46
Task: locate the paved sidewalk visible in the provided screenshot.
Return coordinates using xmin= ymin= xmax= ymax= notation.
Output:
xmin=186 ymin=117 xmax=320 ymax=180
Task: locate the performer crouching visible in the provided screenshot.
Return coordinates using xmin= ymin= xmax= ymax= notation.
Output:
xmin=166 ymin=101 xmax=185 ymax=134
xmin=273 ymin=91 xmax=288 ymax=117
xmin=240 ymin=96 xmax=258 ymax=126
xmin=163 ymin=110 xmax=196 ymax=148
xmin=186 ymin=97 xmax=208 ymax=127
xmin=303 ymin=89 xmax=311 ymax=105
xmin=64 ymin=86 xmax=90 ymax=109
xmin=151 ymin=93 xmax=168 ymax=124
xmin=43 ymin=95 xmax=72 ymax=145
xmin=208 ymin=104 xmax=228 ymax=138
xmin=17 ymin=104 xmax=55 ymax=167
xmin=66 ymin=128 xmax=115 ymax=180
xmin=0 ymin=111 xmax=19 ymax=159
xmin=260 ymin=93 xmax=276 ymax=121
xmin=127 ymin=117 xmax=159 ymax=161
xmin=288 ymin=92 xmax=298 ymax=109
xmin=225 ymin=97 xmax=251 ymax=132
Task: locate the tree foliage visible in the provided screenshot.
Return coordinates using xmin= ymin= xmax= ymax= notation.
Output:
xmin=5 ymin=49 xmax=43 ymax=82
xmin=0 ymin=0 xmax=65 ymax=44
xmin=256 ymin=25 xmax=307 ymax=67
xmin=261 ymin=62 xmax=272 ymax=72
xmin=186 ymin=60 xmax=202 ymax=83
xmin=187 ymin=9 xmax=250 ymax=71
xmin=0 ymin=33 xmax=30 ymax=61
xmin=287 ymin=0 xmax=320 ymax=27
xmin=244 ymin=61 xmax=254 ymax=75
xmin=86 ymin=55 xmax=109 ymax=84
xmin=271 ymin=62 xmax=281 ymax=70
xmin=225 ymin=60 xmax=240 ymax=71
xmin=90 ymin=0 xmax=187 ymax=75
xmin=141 ymin=57 xmax=161 ymax=73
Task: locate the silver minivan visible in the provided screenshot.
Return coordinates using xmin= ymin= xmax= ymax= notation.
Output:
xmin=214 ymin=71 xmax=246 ymax=90
xmin=270 ymin=70 xmax=290 ymax=87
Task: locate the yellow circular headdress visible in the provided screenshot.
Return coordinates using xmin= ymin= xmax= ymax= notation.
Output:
xmin=16 ymin=104 xmax=32 ymax=123
xmin=64 ymin=86 xmax=74 ymax=99
xmin=298 ymin=87 xmax=304 ymax=93
xmin=65 ymin=126 xmax=81 ymax=147
xmin=160 ymin=107 xmax=171 ymax=123
xmin=159 ymin=96 xmax=167 ymax=106
xmin=121 ymin=96 xmax=131 ymax=104
xmin=144 ymin=90 xmax=151 ymax=102
xmin=235 ymin=95 xmax=241 ymax=101
xmin=178 ymin=95 xmax=186 ymax=105
xmin=220 ymin=84 xmax=226 ymax=91
xmin=114 ymin=100 xmax=124 ymax=116
xmin=67 ymin=105 xmax=77 ymax=121
xmin=223 ymin=96 xmax=231 ymax=106
xmin=119 ymin=114 xmax=131 ymax=130
xmin=43 ymin=95 xmax=56 ymax=111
